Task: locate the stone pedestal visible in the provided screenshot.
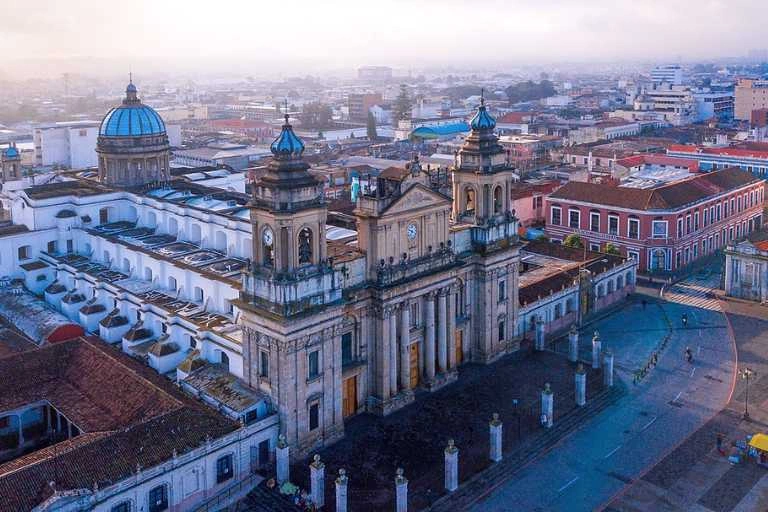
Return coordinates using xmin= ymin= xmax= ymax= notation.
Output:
xmin=444 ymin=439 xmax=459 ymax=492
xmin=276 ymin=435 xmax=290 ymax=483
xmin=541 ymin=383 xmax=554 ymax=428
xmin=534 ymin=318 xmax=545 ymax=351
xmin=591 ymin=331 xmax=602 ymax=369
xmin=335 ymin=469 xmax=348 ymax=512
xmin=310 ymin=454 xmax=325 ymax=509
xmin=604 ymin=350 xmax=614 ymax=387
xmin=575 ymin=364 xmax=586 ymax=407
xmin=395 ymin=468 xmax=408 ymax=512
xmin=568 ymin=325 xmax=579 ymax=363
xmin=489 ymin=413 xmax=503 ymax=462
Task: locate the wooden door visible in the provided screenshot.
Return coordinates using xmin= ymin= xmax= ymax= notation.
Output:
xmin=342 ymin=376 xmax=357 ymax=418
xmin=455 ymin=330 xmax=463 ymax=365
xmin=409 ymin=343 xmax=420 ymax=389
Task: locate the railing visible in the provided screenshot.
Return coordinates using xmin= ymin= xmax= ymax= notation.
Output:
xmin=376 ymin=248 xmax=456 ymax=286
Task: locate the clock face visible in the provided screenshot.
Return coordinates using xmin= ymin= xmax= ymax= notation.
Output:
xmin=407 ymin=223 xmax=417 ymax=240
xmin=263 ymin=229 xmax=273 ymax=245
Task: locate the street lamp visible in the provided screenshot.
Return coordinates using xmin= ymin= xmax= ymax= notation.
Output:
xmin=512 ymin=398 xmax=521 ymax=441
xmin=740 ymin=367 xmax=757 ymax=420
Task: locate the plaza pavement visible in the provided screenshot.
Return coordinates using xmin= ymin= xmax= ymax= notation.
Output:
xmin=469 ymin=274 xmax=735 ymax=512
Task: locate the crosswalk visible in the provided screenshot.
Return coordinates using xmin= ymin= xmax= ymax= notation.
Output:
xmin=662 ymin=273 xmax=722 ymax=311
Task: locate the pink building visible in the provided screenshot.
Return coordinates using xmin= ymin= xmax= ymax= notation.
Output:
xmin=510 ymin=181 xmax=560 ymax=227
xmin=544 ymin=167 xmax=765 ymax=272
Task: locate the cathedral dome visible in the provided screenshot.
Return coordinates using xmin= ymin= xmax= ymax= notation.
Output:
xmin=2 ymin=145 xmax=19 ymax=159
xmin=470 ymin=97 xmax=496 ymax=131
xmin=270 ymin=114 xmax=305 ymax=159
xmin=99 ymin=82 xmax=166 ymax=137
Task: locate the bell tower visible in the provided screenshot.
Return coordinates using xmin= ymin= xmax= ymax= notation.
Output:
xmin=1 ymin=143 xmax=22 ymax=183
xmin=249 ymin=114 xmax=327 ymax=274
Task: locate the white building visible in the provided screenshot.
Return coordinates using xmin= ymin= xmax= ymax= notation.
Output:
xmin=651 ymin=64 xmax=684 ymax=86
xmin=725 ymin=236 xmax=768 ymax=302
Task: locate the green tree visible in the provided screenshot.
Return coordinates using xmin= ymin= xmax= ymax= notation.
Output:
xmin=563 ymin=234 xmax=584 ymax=249
xmin=604 ymin=243 xmax=620 ymax=256
xmin=393 ymin=84 xmax=413 ymax=125
xmin=366 ymin=111 xmax=378 ymax=140
xmin=505 ymin=80 xmax=557 ymax=106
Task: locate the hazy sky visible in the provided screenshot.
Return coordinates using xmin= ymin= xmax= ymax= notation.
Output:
xmin=2 ymin=0 xmax=767 ymax=77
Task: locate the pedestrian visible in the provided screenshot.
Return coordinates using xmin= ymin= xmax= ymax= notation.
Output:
xmin=682 ymin=313 xmax=688 ymax=328
xmin=684 ymin=346 xmax=693 ymax=363
xmin=717 ymin=433 xmax=725 ymax=455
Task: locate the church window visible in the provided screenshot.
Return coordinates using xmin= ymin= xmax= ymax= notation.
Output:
xmin=497 ymin=321 xmax=505 ymax=342
xmin=465 ymin=188 xmax=476 ymax=213
xmin=309 ymin=402 xmax=320 ymax=431
xmin=260 ymin=351 xmax=269 ymax=378
xmin=168 ymin=276 xmax=177 ymax=291
xmin=194 ymin=286 xmax=204 ymax=303
xmin=341 ymin=332 xmax=353 ymax=365
xmin=298 ymin=228 xmax=313 ymax=264
xmin=498 ymin=279 xmax=506 ymax=302
xmin=493 ymin=186 xmax=503 ymax=214
xmin=308 ymin=350 xmax=320 ymax=379
xmin=220 ymin=351 xmax=230 ymax=370
xmin=216 ymin=454 xmax=234 ymax=484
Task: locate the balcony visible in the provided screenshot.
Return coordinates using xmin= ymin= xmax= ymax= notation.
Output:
xmin=375 ymin=246 xmax=457 ymax=287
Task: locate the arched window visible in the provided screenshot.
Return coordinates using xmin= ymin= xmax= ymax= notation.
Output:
xmin=465 ymin=188 xmax=475 ymax=213
xmin=194 ymin=286 xmax=204 ymax=303
xmin=144 ymin=267 xmax=153 ymax=282
xmin=220 ymin=351 xmax=230 ymax=370
xmin=215 ymin=231 xmax=227 ymax=252
xmin=554 ymin=303 xmax=562 ymax=320
xmin=298 ymin=228 xmax=313 ymax=264
xmin=493 ymin=186 xmax=503 ymax=214
xmin=168 ymin=276 xmax=177 ymax=291
xmin=262 ymin=227 xmax=274 ymax=267
xmin=616 ymin=275 xmax=624 ymax=289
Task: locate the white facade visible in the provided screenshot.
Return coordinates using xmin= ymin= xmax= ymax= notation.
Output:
xmin=651 ymin=64 xmax=683 ymax=86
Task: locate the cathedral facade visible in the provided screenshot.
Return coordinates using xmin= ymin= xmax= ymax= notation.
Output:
xmin=237 ymin=100 xmax=523 ymax=457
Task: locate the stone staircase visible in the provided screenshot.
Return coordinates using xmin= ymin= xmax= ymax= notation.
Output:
xmin=428 ymin=383 xmax=627 ymax=511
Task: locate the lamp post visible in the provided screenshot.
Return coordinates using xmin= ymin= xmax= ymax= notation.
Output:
xmin=740 ymin=367 xmax=756 ymax=420
xmin=512 ymin=398 xmax=521 ymax=441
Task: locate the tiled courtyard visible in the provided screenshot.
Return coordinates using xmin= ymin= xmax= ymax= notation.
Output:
xmin=290 ymin=350 xmax=605 ymax=511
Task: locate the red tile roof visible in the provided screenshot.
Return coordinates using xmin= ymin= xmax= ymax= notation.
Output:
xmin=668 ymin=145 xmax=768 ymax=160
xmin=0 ymin=337 xmax=238 ymax=511
xmin=616 ymin=154 xmax=700 ymax=171
xmin=549 ymin=167 xmax=761 ymax=211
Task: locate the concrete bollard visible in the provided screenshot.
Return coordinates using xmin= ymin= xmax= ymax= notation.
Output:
xmin=591 ymin=331 xmax=602 ymax=369
xmin=335 ymin=468 xmax=348 ymax=512
xmin=395 ymin=468 xmax=408 ymax=512
xmin=276 ymin=434 xmax=290 ymax=484
xmin=489 ymin=413 xmax=503 ymax=463
xmin=310 ymin=454 xmax=325 ymax=509
xmin=604 ymin=350 xmax=614 ymax=387
xmin=575 ymin=363 xmax=586 ymax=407
xmin=444 ymin=439 xmax=459 ymax=492
xmin=535 ymin=318 xmax=545 ymax=351
xmin=541 ymin=383 xmax=554 ymax=428
xmin=568 ymin=325 xmax=579 ymax=363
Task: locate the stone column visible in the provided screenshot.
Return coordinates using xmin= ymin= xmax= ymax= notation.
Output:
xmin=444 ymin=439 xmax=459 ymax=492
xmin=541 ymin=383 xmax=554 ymax=428
xmin=335 ymin=468 xmax=348 ymax=512
xmin=447 ymin=287 xmax=457 ymax=369
xmin=424 ymin=293 xmax=436 ymax=382
xmin=575 ymin=364 xmax=586 ymax=407
xmin=389 ymin=309 xmax=398 ymax=396
xmin=400 ymin=302 xmax=411 ymax=391
xmin=437 ymin=291 xmax=448 ymax=373
xmin=489 ymin=413 xmax=503 ymax=463
xmin=591 ymin=331 xmax=602 ymax=369
xmin=534 ymin=318 xmax=545 ymax=351
xmin=310 ymin=454 xmax=325 ymax=509
xmin=568 ymin=325 xmax=579 ymax=363
xmin=395 ymin=468 xmax=408 ymax=512
xmin=276 ymin=434 xmax=290 ymax=483
xmin=380 ymin=307 xmax=391 ymax=402
xmin=604 ymin=350 xmax=614 ymax=387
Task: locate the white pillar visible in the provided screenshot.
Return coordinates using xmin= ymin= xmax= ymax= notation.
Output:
xmin=604 ymin=350 xmax=614 ymax=387
xmin=591 ymin=331 xmax=602 ymax=369
xmin=335 ymin=468 xmax=348 ymax=512
xmin=389 ymin=310 xmax=398 ymax=396
xmin=575 ymin=364 xmax=586 ymax=407
xmin=568 ymin=325 xmax=579 ymax=363
xmin=437 ymin=291 xmax=448 ymax=373
xmin=489 ymin=413 xmax=503 ymax=463
xmin=276 ymin=434 xmax=290 ymax=484
xmin=400 ymin=302 xmax=411 ymax=391
xmin=541 ymin=383 xmax=554 ymax=428
xmin=444 ymin=439 xmax=459 ymax=492
xmin=425 ymin=293 xmax=436 ymax=381
xmin=534 ymin=318 xmax=545 ymax=351
xmin=310 ymin=454 xmax=325 ymax=509
xmin=395 ymin=468 xmax=408 ymax=512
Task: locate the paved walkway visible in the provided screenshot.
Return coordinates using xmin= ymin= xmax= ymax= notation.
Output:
xmin=470 ymin=275 xmax=736 ymax=512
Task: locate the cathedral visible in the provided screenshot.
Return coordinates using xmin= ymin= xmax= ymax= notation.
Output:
xmin=237 ymin=98 xmax=523 ymax=456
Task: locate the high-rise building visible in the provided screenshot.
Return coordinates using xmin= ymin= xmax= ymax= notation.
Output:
xmin=347 ymin=93 xmax=383 ymax=121
xmin=735 ymin=78 xmax=768 ymax=121
xmin=650 ymin=64 xmax=683 ymax=86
